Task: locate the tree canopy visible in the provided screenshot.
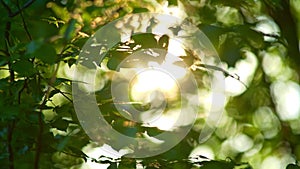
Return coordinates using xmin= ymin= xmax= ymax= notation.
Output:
xmin=1 ymin=0 xmax=300 ymax=169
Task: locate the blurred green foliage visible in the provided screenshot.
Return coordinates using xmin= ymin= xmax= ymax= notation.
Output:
xmin=0 ymin=0 xmax=300 ymax=169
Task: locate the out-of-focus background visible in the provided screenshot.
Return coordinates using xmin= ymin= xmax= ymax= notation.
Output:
xmin=1 ymin=0 xmax=300 ymax=169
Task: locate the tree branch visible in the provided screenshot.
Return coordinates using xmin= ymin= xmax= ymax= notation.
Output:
xmin=193 ymin=63 xmax=248 ymax=88
xmin=10 ymin=0 xmax=35 ymax=17
xmin=1 ymin=2 xmax=15 ymax=168
xmin=17 ymin=0 xmax=32 ymax=40
xmin=34 ymin=99 xmax=44 ymax=169
xmin=1 ymin=0 xmax=12 ymax=14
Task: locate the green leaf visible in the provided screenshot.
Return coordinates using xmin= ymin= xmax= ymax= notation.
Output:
xmin=158 ymin=34 xmax=169 ymax=50
xmin=1 ymin=105 xmax=20 ymax=120
xmin=56 ymin=135 xmax=70 ymax=151
xmin=34 ymin=44 xmax=57 ymax=64
xmin=12 ymin=60 xmax=36 ymax=77
xmin=0 ymin=55 xmax=8 ymax=66
xmin=168 ymin=0 xmax=178 ymax=6
xmin=233 ymin=25 xmax=264 ymax=49
xmin=200 ymin=160 xmax=235 ymax=169
xmin=132 ymin=8 xmax=149 ymax=13
xmin=47 ymin=2 xmax=70 ymax=21
xmin=107 ymin=51 xmax=128 ymax=71
xmin=218 ymin=36 xmax=242 ymax=67
xmin=67 ymin=146 xmax=88 ymax=162
xmin=198 ymin=24 xmax=227 ymax=47
xmin=26 ymin=40 xmax=43 ymax=55
xmin=49 ymin=89 xmax=60 ymax=99
xmin=287 ymin=164 xmax=300 ymax=169
xmin=108 ymin=162 xmax=118 ymax=169
xmin=64 ymin=19 xmax=77 ymax=41
xmin=67 ymin=58 xmax=77 ymax=67
xmin=51 ymin=118 xmax=69 ymax=131
xmin=198 ymin=6 xmax=217 ymax=24
xmin=41 ymin=133 xmax=57 ymax=153
xmin=132 ymin=33 xmax=158 ymax=49
xmin=211 ymin=0 xmax=254 ymax=8
xmin=27 ymin=78 xmax=44 ymax=102
xmin=118 ymin=158 xmax=136 ymax=169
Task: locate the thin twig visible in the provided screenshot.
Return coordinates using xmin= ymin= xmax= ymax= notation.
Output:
xmin=17 ymin=0 xmax=32 ymax=40
xmin=0 ymin=0 xmax=12 ymax=14
xmin=10 ymin=0 xmax=35 ymax=17
xmin=48 ymin=84 xmax=73 ymax=103
xmin=18 ymin=79 xmax=28 ymax=104
xmin=194 ymin=63 xmax=248 ymax=88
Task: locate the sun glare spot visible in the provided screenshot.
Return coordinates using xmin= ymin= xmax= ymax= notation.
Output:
xmin=167 ymin=39 xmax=186 ymax=56
xmin=130 ymin=68 xmax=178 ymax=103
xmin=145 ymin=109 xmax=181 ymax=130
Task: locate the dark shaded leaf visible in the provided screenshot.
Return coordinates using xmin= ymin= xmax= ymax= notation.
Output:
xmin=218 ymin=36 xmax=242 ymax=67
xmin=0 ymin=55 xmax=8 ymax=66
xmin=108 ymin=162 xmax=118 ymax=169
xmin=199 ymin=160 xmax=235 ymax=169
xmin=119 ymin=157 xmax=136 ymax=169
xmin=51 ymin=118 xmax=69 ymax=131
xmin=168 ymin=0 xmax=178 ymax=6
xmin=34 ymin=44 xmax=57 ymax=64
xmin=287 ymin=164 xmax=300 ymax=169
xmin=49 ymin=89 xmax=60 ymax=98
xmin=233 ymin=25 xmax=264 ymax=49
xmin=67 ymin=58 xmax=77 ymax=67
xmin=132 ymin=8 xmax=149 ymax=13
xmin=12 ymin=60 xmax=36 ymax=77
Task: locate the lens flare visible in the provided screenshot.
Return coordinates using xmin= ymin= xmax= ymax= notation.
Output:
xmin=130 ymin=68 xmax=179 ymax=104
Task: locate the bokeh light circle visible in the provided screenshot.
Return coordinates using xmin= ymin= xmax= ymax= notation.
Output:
xmin=72 ymin=13 xmax=225 ymax=158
